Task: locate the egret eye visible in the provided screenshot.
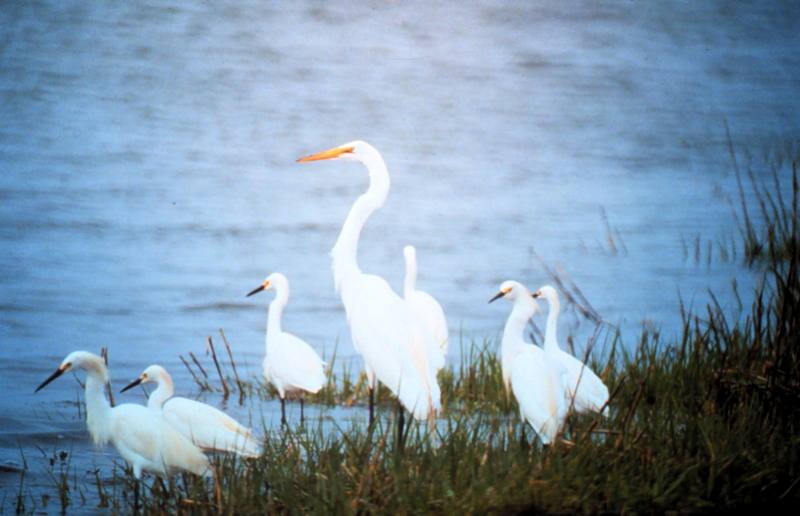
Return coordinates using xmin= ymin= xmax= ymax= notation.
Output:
xmin=142 ymin=373 xmax=148 ymax=379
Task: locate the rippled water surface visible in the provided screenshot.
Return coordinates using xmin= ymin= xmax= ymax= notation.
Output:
xmin=1 ymin=0 xmax=798 ymax=503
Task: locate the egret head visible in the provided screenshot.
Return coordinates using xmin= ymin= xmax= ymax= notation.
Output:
xmin=35 ymin=351 xmax=106 ymax=393
xmin=120 ymin=364 xmax=167 ymax=393
xmin=296 ymin=140 xmax=376 ymax=164
xmin=488 ymin=280 xmax=534 ymax=304
xmin=532 ymin=285 xmax=558 ymax=302
xmin=246 ymin=272 xmax=288 ymax=297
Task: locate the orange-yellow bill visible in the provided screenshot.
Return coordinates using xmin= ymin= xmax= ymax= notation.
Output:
xmin=297 ymin=145 xmax=354 ymax=163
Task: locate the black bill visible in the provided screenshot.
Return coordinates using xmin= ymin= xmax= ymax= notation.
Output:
xmin=246 ymin=284 xmax=266 ymax=297
xmin=120 ymin=377 xmax=143 ymax=393
xmin=35 ymin=367 xmax=65 ymax=393
xmin=488 ymin=291 xmax=506 ymax=304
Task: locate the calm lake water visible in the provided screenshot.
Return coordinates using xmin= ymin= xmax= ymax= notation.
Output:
xmin=1 ymin=0 xmax=798 ymax=507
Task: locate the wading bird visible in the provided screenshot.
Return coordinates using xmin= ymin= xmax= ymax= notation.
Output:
xmin=120 ymin=364 xmax=261 ymax=457
xmin=247 ymin=272 xmax=326 ymax=425
xmin=403 ymin=245 xmax=448 ymax=372
xmin=298 ymin=141 xmax=440 ymax=427
xmin=533 ymin=285 xmax=609 ymax=415
xmin=490 ymin=282 xmax=567 ymax=444
xmin=35 ymin=351 xmax=210 ymax=508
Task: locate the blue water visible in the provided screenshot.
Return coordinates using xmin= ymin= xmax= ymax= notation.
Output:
xmin=1 ymin=0 xmax=798 ymax=508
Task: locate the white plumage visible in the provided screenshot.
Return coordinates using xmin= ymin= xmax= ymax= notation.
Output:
xmin=403 ymin=245 xmax=448 ymax=373
xmin=247 ymin=272 xmax=326 ymax=424
xmin=35 ymin=351 xmax=210 ymax=479
xmin=120 ymin=364 xmax=261 ymax=457
xmin=344 ymin=272 xmax=440 ymax=420
xmin=490 ymin=281 xmax=568 ymax=444
xmin=298 ymin=141 xmax=440 ymax=422
xmin=534 ymin=285 xmax=609 ymax=415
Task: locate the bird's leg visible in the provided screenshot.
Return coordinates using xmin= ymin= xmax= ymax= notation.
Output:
xmin=280 ymin=397 xmax=286 ymax=426
xmin=396 ymin=399 xmax=405 ymax=452
xmin=133 ymin=478 xmax=140 ymax=514
xmin=368 ymin=387 xmax=375 ymax=426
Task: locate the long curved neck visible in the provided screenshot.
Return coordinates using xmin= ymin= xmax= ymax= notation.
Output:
xmin=267 ymin=286 xmax=289 ymax=340
xmin=543 ymin=295 xmax=561 ymax=352
xmin=331 ymin=153 xmax=390 ymax=292
xmin=502 ymin=299 xmax=536 ymax=354
xmin=83 ymin=365 xmax=112 ymax=446
xmin=404 ymin=255 xmax=417 ymax=298
xmin=148 ymin=374 xmax=174 ymax=410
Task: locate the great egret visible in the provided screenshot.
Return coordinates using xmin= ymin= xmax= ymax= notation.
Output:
xmin=297 ymin=141 xmax=440 ymax=424
xmin=489 ymin=281 xmax=567 ymax=444
xmin=120 ymin=365 xmax=261 ymax=457
xmin=35 ymin=351 xmax=210 ymax=508
xmin=533 ymin=285 xmax=609 ymax=415
xmin=246 ymin=272 xmax=326 ymax=425
xmin=403 ymin=245 xmax=448 ymax=372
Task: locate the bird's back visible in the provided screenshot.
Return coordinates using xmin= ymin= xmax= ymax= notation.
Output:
xmin=407 ymin=289 xmax=449 ymax=363
xmin=344 ymin=272 xmax=441 ymax=420
xmin=265 ymin=331 xmax=326 ymax=394
xmin=163 ymin=397 xmax=261 ymax=457
xmin=559 ymin=350 xmax=609 ymax=413
xmin=110 ymin=403 xmax=209 ymax=477
xmin=511 ymin=347 xmax=566 ymax=444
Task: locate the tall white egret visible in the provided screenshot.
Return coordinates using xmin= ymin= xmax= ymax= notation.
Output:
xmin=246 ymin=272 xmax=326 ymax=425
xmin=35 ymin=351 xmax=210 ymax=507
xmin=297 ymin=141 xmax=440 ymax=425
xmin=533 ymin=285 xmax=609 ymax=415
xmin=403 ymin=245 xmax=448 ymax=372
xmin=489 ymin=281 xmax=567 ymax=444
xmin=120 ymin=365 xmax=261 ymax=457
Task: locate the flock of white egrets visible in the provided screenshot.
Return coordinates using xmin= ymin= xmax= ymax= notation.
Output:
xmin=35 ymin=140 xmax=609 ymax=488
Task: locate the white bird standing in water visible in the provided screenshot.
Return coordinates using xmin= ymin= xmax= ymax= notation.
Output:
xmin=533 ymin=285 xmax=609 ymax=415
xmin=403 ymin=245 xmax=448 ymax=372
xmin=120 ymin=365 xmax=261 ymax=457
xmin=246 ymin=272 xmax=326 ymax=425
xmin=35 ymin=351 xmax=210 ymax=507
xmin=489 ymin=282 xmax=568 ymax=444
xmin=298 ymin=141 xmax=440 ymax=425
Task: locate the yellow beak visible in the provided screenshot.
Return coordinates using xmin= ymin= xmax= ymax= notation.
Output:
xmin=297 ymin=145 xmax=354 ymax=163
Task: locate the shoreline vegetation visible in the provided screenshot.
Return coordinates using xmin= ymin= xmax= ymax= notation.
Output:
xmin=11 ymin=146 xmax=800 ymax=513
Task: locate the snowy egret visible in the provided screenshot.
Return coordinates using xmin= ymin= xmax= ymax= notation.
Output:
xmin=403 ymin=245 xmax=448 ymax=372
xmin=533 ymin=285 xmax=609 ymax=415
xmin=120 ymin=365 xmax=261 ymax=457
xmin=35 ymin=351 xmax=210 ymax=507
xmin=246 ymin=272 xmax=326 ymax=425
xmin=489 ymin=282 xmax=567 ymax=444
xmin=298 ymin=141 xmax=440 ymax=424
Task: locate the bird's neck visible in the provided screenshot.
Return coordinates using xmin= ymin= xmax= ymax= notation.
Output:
xmin=543 ymin=295 xmax=561 ymax=352
xmin=403 ymin=255 xmax=417 ymax=298
xmin=147 ymin=375 xmax=174 ymax=410
xmin=331 ymin=154 xmax=390 ymax=292
xmin=267 ymin=288 xmax=288 ymax=340
xmin=84 ymin=368 xmax=112 ymax=447
xmin=502 ymin=300 xmax=537 ymax=354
